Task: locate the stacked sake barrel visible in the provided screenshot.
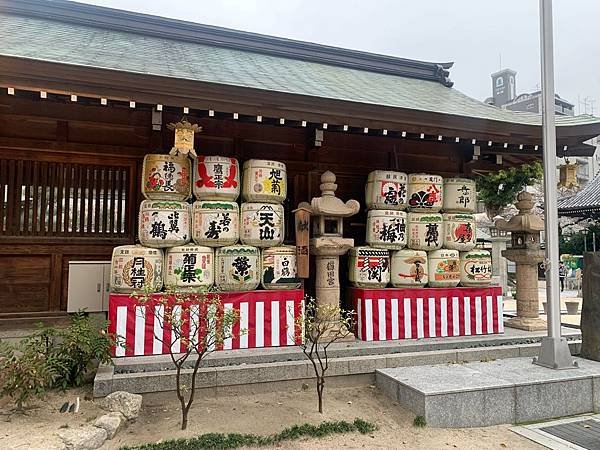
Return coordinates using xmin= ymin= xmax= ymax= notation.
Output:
xmin=348 ymin=171 xmax=491 ymax=289
xmin=111 ymin=154 xmax=199 ymax=293
xmin=204 ymin=157 xmax=300 ymax=292
xmin=110 ymin=153 xmax=300 ymax=294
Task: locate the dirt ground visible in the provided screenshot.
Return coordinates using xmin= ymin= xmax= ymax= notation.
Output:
xmin=0 ymin=385 xmax=543 ymax=450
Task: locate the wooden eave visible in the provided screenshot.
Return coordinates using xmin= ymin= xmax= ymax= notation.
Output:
xmin=0 ymin=55 xmax=598 ymax=155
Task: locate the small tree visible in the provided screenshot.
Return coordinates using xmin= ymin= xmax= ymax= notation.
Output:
xmin=476 ymin=161 xmax=543 ymax=219
xmin=296 ymin=297 xmax=354 ymax=414
xmin=132 ymin=287 xmax=240 ymax=430
xmin=0 ymin=337 xmax=60 ymax=411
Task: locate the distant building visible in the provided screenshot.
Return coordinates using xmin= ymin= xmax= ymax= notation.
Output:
xmin=485 ymin=69 xmax=597 ymax=187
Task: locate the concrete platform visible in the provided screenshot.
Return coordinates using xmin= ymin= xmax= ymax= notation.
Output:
xmin=93 ymin=326 xmax=581 ymax=397
xmin=376 ymin=356 xmax=600 ymax=428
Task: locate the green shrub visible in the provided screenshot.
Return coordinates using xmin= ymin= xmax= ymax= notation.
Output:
xmin=0 ymin=338 xmax=61 ymax=410
xmin=0 ymin=312 xmax=117 ymax=409
xmin=413 ymin=415 xmax=427 ymax=427
xmin=42 ymin=312 xmax=116 ymax=389
xmin=120 ymin=418 xmax=377 ymax=449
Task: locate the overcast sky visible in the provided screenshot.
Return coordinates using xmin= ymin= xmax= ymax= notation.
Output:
xmin=81 ymin=0 xmax=600 ymax=115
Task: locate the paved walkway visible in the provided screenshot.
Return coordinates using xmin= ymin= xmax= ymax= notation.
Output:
xmin=503 ymin=288 xmax=582 ymax=327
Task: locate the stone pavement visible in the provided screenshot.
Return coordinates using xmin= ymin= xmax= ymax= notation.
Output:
xmin=377 ymin=356 xmax=600 ymax=428
xmin=503 ymin=288 xmax=582 ymax=327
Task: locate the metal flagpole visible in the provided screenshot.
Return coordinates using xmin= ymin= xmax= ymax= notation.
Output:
xmin=534 ymin=0 xmax=575 ymax=369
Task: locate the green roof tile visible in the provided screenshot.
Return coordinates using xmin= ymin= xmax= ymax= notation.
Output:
xmin=1 ymin=13 xmax=599 ymax=128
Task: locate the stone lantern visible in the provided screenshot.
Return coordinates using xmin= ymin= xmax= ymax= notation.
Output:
xmin=297 ymin=171 xmax=360 ymax=338
xmin=495 ymin=191 xmax=546 ymax=331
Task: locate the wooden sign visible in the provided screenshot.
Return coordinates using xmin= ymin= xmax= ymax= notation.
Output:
xmin=294 ymin=207 xmax=311 ymax=278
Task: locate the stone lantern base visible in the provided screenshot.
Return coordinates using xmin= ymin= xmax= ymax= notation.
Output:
xmin=505 ymin=316 xmax=547 ymax=332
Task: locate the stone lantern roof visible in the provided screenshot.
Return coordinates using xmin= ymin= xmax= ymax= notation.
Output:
xmin=495 ymin=191 xmax=544 ymax=233
xmin=298 ymin=171 xmax=360 ymax=217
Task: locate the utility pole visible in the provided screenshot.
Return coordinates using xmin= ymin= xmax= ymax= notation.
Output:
xmin=534 ymin=0 xmax=576 ymax=370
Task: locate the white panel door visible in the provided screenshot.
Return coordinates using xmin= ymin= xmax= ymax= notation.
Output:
xmin=67 ymin=262 xmax=104 ymax=312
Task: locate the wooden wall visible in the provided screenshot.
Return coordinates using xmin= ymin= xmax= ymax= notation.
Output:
xmin=0 ymin=93 xmax=474 ymax=316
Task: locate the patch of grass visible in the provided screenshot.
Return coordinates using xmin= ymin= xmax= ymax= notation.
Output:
xmin=120 ymin=418 xmax=377 ymax=450
xmin=413 ymin=415 xmax=427 ymax=428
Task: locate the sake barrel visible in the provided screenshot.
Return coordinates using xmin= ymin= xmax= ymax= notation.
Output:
xmin=390 ymin=249 xmax=428 ymax=288
xmin=191 ymin=201 xmax=239 ymax=247
xmin=407 ymin=213 xmax=443 ymax=251
xmin=110 ymin=245 xmax=163 ymax=293
xmin=407 ymin=173 xmax=443 ymax=212
xmin=139 ymin=200 xmax=191 ymax=248
xmin=443 ymin=178 xmax=476 ymax=213
xmin=348 ymin=247 xmax=390 ymax=288
xmin=242 ymin=159 xmax=287 ymax=203
xmin=194 ymin=155 xmax=240 ymax=201
xmin=164 ymin=245 xmax=214 ymax=290
xmin=443 ymin=213 xmax=477 ymax=251
xmin=365 ymin=170 xmax=408 ymax=210
xmin=428 ymin=249 xmax=460 ymax=288
xmin=460 ymin=250 xmax=492 ymax=287
xmin=261 ymin=246 xmax=301 ymax=290
xmin=240 ymin=202 xmax=284 ymax=247
xmin=215 ymin=245 xmax=260 ymax=291
xmin=366 ymin=210 xmax=407 ymax=250
xmin=141 ymin=154 xmax=191 ymax=201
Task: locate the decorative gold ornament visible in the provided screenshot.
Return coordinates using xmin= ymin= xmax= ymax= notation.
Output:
xmin=167 ymin=117 xmax=202 ymax=158
xmin=558 ymin=160 xmax=579 ymax=189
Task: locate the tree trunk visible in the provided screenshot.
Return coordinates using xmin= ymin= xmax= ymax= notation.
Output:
xmin=317 ymin=377 xmax=324 ymax=414
xmin=581 ymin=252 xmax=600 ymax=361
xmin=181 ymin=408 xmax=188 ymax=430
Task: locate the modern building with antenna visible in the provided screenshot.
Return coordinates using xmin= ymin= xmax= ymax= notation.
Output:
xmin=485 ymin=69 xmax=598 ymax=186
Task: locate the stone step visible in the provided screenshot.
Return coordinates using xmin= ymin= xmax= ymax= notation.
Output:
xmin=93 ymin=339 xmax=581 ymax=397
xmin=376 ymin=354 xmax=599 ymax=428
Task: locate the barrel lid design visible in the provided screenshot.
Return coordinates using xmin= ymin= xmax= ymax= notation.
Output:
xmin=408 ymin=173 xmax=443 ymax=183
xmin=367 ymin=209 xmax=407 ymax=218
xmin=350 ymin=246 xmax=389 ymax=256
xmin=429 ymin=249 xmax=459 ymax=258
xmin=443 ymin=213 xmax=475 ymax=221
xmin=461 ymin=250 xmax=491 ymax=258
xmin=367 ymin=170 xmax=408 ymax=181
xmin=408 ymin=213 xmax=443 ymax=222
xmin=217 ymin=245 xmax=259 ymax=255
xmin=243 ymin=159 xmax=286 ymax=169
xmin=444 ymin=177 xmax=475 ymax=184
xmin=167 ymin=245 xmax=213 ymax=253
xmin=141 ymin=200 xmax=190 ymax=210
xmin=193 ymin=201 xmax=238 ymax=210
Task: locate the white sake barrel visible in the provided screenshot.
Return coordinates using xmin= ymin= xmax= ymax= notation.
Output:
xmin=193 ymin=155 xmax=240 ymax=201
xmin=164 ymin=245 xmax=214 ymax=290
xmin=390 ymin=249 xmax=428 ymax=288
xmin=141 ymin=154 xmax=191 ymax=201
xmin=443 ymin=213 xmax=477 ymax=251
xmin=366 ymin=210 xmax=407 ymax=250
xmin=407 ymin=213 xmax=443 ymax=251
xmin=191 ymin=201 xmax=239 ymax=247
xmin=215 ymin=245 xmax=260 ymax=291
xmin=261 ymin=246 xmax=301 ymax=290
xmin=428 ymin=249 xmax=460 ymax=288
xmin=242 ymin=159 xmax=287 ymax=203
xmin=443 ymin=178 xmax=476 ymax=213
xmin=348 ymin=247 xmax=390 ymax=288
xmin=240 ymin=202 xmax=284 ymax=247
xmin=460 ymin=250 xmax=492 ymax=287
xmin=139 ymin=200 xmax=191 ymax=248
xmin=407 ymin=173 xmax=443 ymax=212
xmin=110 ymin=245 xmax=163 ymax=293
xmin=365 ymin=170 xmax=408 ymax=210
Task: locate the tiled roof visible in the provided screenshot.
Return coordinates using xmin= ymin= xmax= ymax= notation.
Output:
xmin=558 ymin=174 xmax=600 ymax=212
xmin=1 ymin=10 xmax=600 ymax=128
